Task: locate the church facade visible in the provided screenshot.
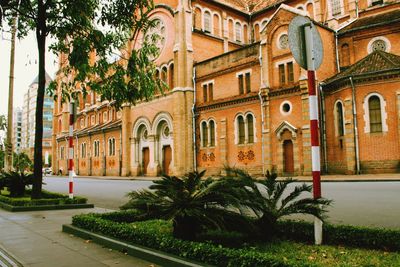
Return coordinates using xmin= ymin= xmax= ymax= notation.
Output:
xmin=52 ymin=0 xmax=400 ymax=177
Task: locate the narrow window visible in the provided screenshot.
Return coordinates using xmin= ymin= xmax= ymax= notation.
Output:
xmin=208 ymin=83 xmax=213 ymax=101
xmin=287 ymin=62 xmax=294 ymax=83
xmin=341 ymin=44 xmax=350 ymax=67
xmin=235 ymin=22 xmax=242 ymax=42
xmin=108 ymin=139 xmax=112 ymax=156
xmin=279 ymin=64 xmax=285 ymax=85
xmin=209 ymin=120 xmax=215 ymax=147
xmin=247 ymin=115 xmax=254 ymax=143
xmin=238 ymin=116 xmax=245 ymax=144
xmin=204 ymin=11 xmax=211 ymax=33
xmin=238 ymin=74 xmax=244 ymax=95
xmin=169 ymin=63 xmax=174 ymax=89
xmin=201 ymin=121 xmax=208 ymax=147
xmin=336 ymin=102 xmax=344 ymax=136
xmin=245 ymin=72 xmax=251 ymax=93
xmin=203 ymin=84 xmax=208 ymax=102
xmin=331 ymin=0 xmax=342 ymax=16
xmin=161 ymin=67 xmax=168 ymax=83
xmin=369 ymin=96 xmax=382 ymax=133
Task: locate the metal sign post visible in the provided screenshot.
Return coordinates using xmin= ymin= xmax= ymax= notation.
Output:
xmin=289 ymin=16 xmax=323 ymax=245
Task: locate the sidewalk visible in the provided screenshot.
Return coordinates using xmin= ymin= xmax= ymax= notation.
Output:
xmin=0 ymin=208 xmax=158 ymax=267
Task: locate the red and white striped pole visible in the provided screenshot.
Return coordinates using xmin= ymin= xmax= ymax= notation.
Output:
xmin=304 ymin=23 xmax=322 ymax=244
xmin=68 ymin=101 xmax=75 ymax=199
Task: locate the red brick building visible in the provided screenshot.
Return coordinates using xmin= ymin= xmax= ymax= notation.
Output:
xmin=53 ymin=0 xmax=400 ymax=177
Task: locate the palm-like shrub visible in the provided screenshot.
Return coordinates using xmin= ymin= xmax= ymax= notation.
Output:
xmin=225 ymin=168 xmax=332 ymax=239
xmin=0 ymin=171 xmax=34 ymax=197
xmin=122 ymin=170 xmax=252 ymax=240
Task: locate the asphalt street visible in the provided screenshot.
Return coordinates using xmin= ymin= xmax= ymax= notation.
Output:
xmin=43 ymin=176 xmax=400 ymax=229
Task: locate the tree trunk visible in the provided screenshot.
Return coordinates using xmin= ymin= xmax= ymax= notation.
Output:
xmin=31 ymin=0 xmax=46 ymax=199
xmin=5 ymin=14 xmax=17 ymax=172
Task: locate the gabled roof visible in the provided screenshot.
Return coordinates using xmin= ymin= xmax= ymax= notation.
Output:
xmin=323 ymin=50 xmax=400 ymax=87
xmin=213 ymin=0 xmax=283 ymax=13
xmin=338 ymin=9 xmax=400 ymax=35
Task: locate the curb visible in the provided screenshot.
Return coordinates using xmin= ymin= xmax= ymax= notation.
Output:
xmin=0 ymin=245 xmax=23 ymax=267
xmin=0 ymin=202 xmax=94 ymax=212
xmin=62 ymin=224 xmax=211 ymax=267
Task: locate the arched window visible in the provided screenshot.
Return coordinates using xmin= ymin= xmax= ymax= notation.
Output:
xmin=161 ymin=66 xmax=168 ymax=83
xmin=108 ymin=138 xmax=116 ymax=156
xmin=201 ymin=121 xmax=208 ymax=147
xmin=81 ymin=143 xmax=86 ymax=158
xmin=93 ymin=140 xmax=100 ymax=157
xmin=238 ymin=116 xmax=245 ymax=144
xmin=341 ymin=44 xmax=350 ymax=67
xmin=247 ymin=114 xmax=254 ymax=143
xmin=235 ymin=22 xmax=242 ymax=42
xmin=336 ymin=102 xmax=344 ymax=136
xmin=204 ymin=11 xmax=211 ymax=33
xmin=369 ymin=96 xmax=382 ymax=133
xmin=209 ymin=120 xmax=215 ymax=147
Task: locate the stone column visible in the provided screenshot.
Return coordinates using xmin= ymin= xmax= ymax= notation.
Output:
xmin=121 ymin=105 xmax=131 ymax=176
xmin=172 ymin=0 xmax=194 ymax=176
xmin=147 ymin=135 xmax=160 ymax=176
xmin=219 ymin=118 xmax=228 ymax=165
xmin=344 ymin=97 xmax=356 ymax=174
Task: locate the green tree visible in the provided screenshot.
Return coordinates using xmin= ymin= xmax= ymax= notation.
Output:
xmin=1 ymin=0 xmax=162 ymax=198
xmin=225 ymin=168 xmax=332 ymax=239
xmin=122 ymin=171 xmax=252 ymax=240
xmin=0 ymin=115 xmax=6 ymax=131
xmin=13 ymin=152 xmax=33 ymax=172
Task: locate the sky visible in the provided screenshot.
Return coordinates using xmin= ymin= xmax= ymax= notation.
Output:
xmin=0 ymin=30 xmax=58 ymax=116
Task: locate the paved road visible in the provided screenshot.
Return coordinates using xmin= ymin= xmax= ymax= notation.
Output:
xmin=43 ymin=176 xmax=400 ymax=229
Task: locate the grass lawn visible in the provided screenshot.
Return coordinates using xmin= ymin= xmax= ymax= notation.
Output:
xmin=256 ymin=240 xmax=399 ymax=267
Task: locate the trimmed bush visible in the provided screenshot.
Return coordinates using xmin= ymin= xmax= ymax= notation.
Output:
xmin=0 ymin=189 xmax=87 ymax=207
xmin=72 ymin=213 xmax=315 ymax=267
xmin=276 ymin=220 xmax=400 ymax=251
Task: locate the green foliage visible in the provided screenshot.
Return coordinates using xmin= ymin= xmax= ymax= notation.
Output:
xmin=0 ymin=189 xmax=87 ymax=207
xmin=224 ymin=168 xmax=332 ymax=239
xmin=72 ymin=212 xmax=400 ymax=266
xmin=0 ymin=171 xmax=34 ymax=197
xmin=122 ymin=170 xmax=254 ymax=240
xmin=0 ymin=115 xmax=6 ymax=131
xmin=13 ymin=152 xmax=33 ymax=172
xmin=276 ymin=220 xmax=400 ymax=252
xmin=72 ymin=213 xmax=312 ymax=267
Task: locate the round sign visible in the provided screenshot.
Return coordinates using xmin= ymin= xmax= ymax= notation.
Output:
xmin=288 ymin=16 xmax=323 ymax=70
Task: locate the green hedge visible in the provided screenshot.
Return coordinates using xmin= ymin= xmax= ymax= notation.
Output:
xmin=72 ymin=213 xmax=315 ymax=267
xmin=277 ymin=220 xmax=400 ymax=251
xmin=0 ymin=190 xmax=87 ymax=207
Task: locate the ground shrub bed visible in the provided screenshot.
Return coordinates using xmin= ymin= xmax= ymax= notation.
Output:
xmin=72 ymin=212 xmax=400 ymax=267
xmin=0 ymin=189 xmax=87 ymax=207
xmin=277 ymin=220 xmax=400 ymax=252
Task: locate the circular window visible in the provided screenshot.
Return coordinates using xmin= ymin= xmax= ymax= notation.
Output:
xmin=371 ymin=39 xmax=386 ymax=52
xmin=280 ymin=101 xmax=292 ymax=115
xmin=279 ymin=34 xmax=289 ymax=49
xmin=145 ymin=19 xmax=166 ymax=59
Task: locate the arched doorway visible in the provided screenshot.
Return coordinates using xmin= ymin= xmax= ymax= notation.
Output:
xmin=142 ymin=147 xmax=149 ymax=175
xmin=283 ymin=140 xmax=294 ymax=174
xmin=162 ymin=145 xmax=172 ymax=175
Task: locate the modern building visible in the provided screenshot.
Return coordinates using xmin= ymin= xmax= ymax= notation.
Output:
xmin=53 ymin=0 xmax=400 ymax=177
xmin=21 ymin=72 xmax=53 ymax=161
xmin=12 ymin=107 xmax=22 ymax=154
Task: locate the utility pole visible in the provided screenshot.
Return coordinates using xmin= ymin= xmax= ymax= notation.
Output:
xmin=5 ymin=15 xmax=17 ymax=172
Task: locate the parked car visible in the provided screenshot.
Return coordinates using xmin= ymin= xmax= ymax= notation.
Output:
xmin=42 ymin=167 xmax=52 ymax=175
